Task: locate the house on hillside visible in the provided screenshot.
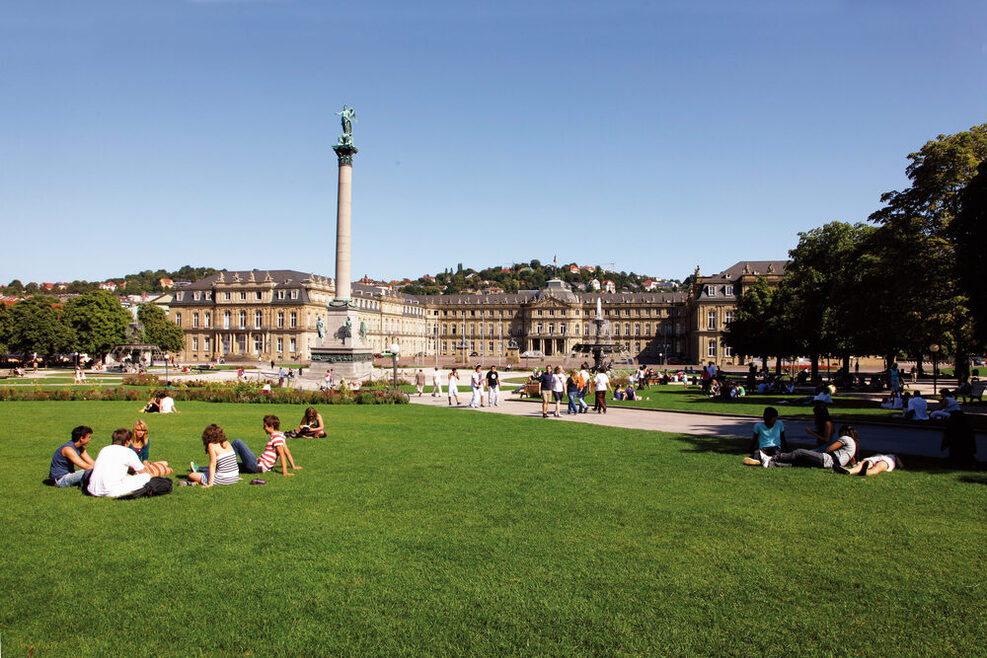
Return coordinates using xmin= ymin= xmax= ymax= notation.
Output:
xmin=99 ymin=281 xmax=118 ymax=292
xmin=159 ymin=278 xmax=174 ymax=289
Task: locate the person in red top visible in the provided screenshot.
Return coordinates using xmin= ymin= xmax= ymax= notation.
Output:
xmin=224 ymin=414 xmax=302 ymax=477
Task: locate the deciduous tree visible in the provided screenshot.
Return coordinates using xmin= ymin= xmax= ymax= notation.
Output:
xmin=62 ymin=291 xmax=132 ymax=359
xmin=137 ymin=303 xmax=185 ymax=353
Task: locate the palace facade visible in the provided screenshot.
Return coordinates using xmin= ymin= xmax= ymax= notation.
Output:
xmin=165 ymin=261 xmax=786 ymax=366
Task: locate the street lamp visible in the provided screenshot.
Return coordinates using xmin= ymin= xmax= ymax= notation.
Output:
xmin=929 ymin=343 xmax=940 ymax=396
xmin=390 ymin=341 xmax=400 ymax=390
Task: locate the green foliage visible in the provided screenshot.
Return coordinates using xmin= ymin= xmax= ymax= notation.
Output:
xmin=952 ymin=161 xmax=987 ymax=345
xmin=7 ymin=296 xmax=74 ymax=355
xmin=724 ymin=277 xmax=788 ymax=362
xmin=0 ymin=266 xmax=218 ymax=296
xmin=0 ymin=303 xmax=12 ymax=352
xmin=62 ymin=290 xmax=132 ymax=358
xmin=137 ymin=303 xmax=185 ymax=353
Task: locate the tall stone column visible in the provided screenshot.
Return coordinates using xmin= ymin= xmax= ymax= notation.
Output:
xmin=309 ymin=106 xmax=372 ymax=382
xmin=331 ymin=142 xmax=357 ymax=304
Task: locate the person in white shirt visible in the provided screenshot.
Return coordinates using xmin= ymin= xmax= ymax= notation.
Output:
xmin=88 ymin=428 xmax=152 ymax=498
xmin=158 ymin=393 xmax=177 ymax=414
xmin=551 ymin=366 xmax=565 ymax=417
xmin=469 ymin=365 xmax=484 ymax=408
xmin=593 ymin=369 xmax=612 ymax=414
xmin=447 ymin=369 xmax=460 ymax=406
xmin=929 ymin=389 xmax=961 ymax=420
xmin=431 ymin=369 xmax=443 ymax=397
xmin=904 ymin=391 xmax=929 ymax=420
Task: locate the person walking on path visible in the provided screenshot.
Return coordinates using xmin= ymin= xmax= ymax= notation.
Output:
xmin=577 ymin=364 xmax=591 ymax=413
xmin=448 ymin=368 xmax=461 ymax=406
xmin=414 ymin=369 xmax=426 ymax=396
xmin=566 ymin=370 xmax=580 ymax=415
xmin=469 ymin=365 xmax=484 ymax=408
xmin=539 ymin=368 xmax=555 ymax=418
xmin=431 ymin=368 xmax=442 ymax=397
xmin=551 ymin=366 xmax=565 ymax=417
xmin=593 ymin=369 xmax=612 ymax=414
xmin=486 ymin=365 xmax=500 ymax=407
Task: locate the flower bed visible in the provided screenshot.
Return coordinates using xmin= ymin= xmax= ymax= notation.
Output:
xmin=0 ymin=382 xmax=408 ymax=405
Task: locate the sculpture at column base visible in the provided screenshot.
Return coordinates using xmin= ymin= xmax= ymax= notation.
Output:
xmin=309 ymin=307 xmax=372 ymax=382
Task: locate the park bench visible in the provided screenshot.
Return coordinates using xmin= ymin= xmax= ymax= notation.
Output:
xmin=513 ymin=381 xmax=541 ymax=398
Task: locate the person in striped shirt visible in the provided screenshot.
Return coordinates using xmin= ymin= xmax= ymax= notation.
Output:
xmin=225 ymin=414 xmax=301 ymax=477
xmin=186 ymin=424 xmax=241 ymax=487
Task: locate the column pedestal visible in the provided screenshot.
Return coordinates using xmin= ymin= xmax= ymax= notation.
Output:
xmin=309 ymin=307 xmax=372 ymax=384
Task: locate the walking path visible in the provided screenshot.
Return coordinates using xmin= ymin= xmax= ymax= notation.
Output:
xmin=405 ymin=391 xmax=986 ymax=459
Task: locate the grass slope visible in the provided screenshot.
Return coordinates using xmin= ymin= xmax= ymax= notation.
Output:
xmin=1 ymin=401 xmax=984 ymax=656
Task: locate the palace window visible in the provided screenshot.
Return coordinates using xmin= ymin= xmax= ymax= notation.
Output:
xmin=724 ymin=344 xmax=733 ymax=357
xmin=614 ymin=324 xmax=620 ymax=336
xmin=254 ymin=336 xmax=263 ymax=353
xmin=290 ymin=290 xmax=299 ymax=300
xmin=224 ymin=292 xmax=231 ymax=301
xmin=205 ymin=291 xmax=212 ymax=301
xmin=255 ymin=311 xmax=262 ymax=329
xmin=203 ymin=337 xmax=210 ymax=351
xmin=277 ymin=337 xmax=284 ymax=352
xmin=239 ymin=292 xmax=246 ymax=300
xmin=289 ymin=338 xmax=296 ymax=352
xmin=624 ymin=323 xmax=630 ymax=335
xmin=707 ymin=310 xmax=717 ymax=330
xmin=238 ymin=311 xmax=246 ymax=329
xmin=708 ymin=340 xmax=717 ymax=357
xmin=193 ymin=291 xmax=201 ymax=301
xmin=204 ymin=313 xmax=211 ymax=328
xmin=548 ymin=323 xmax=554 ymax=335
xmin=290 ymin=312 xmax=297 ymax=328
xmin=236 ymin=334 xmax=246 ymax=353
xmin=277 ymin=312 xmax=284 ymax=328
xmin=725 ymin=310 xmax=735 ymax=325
xmin=176 ymin=292 xmax=183 ymax=302
xmin=192 ymin=313 xmax=199 ymax=329
xmin=725 ymin=286 xmax=734 ymax=296
xmin=192 ymin=337 xmax=198 ymax=351
xmin=277 ymin=290 xmax=286 ymax=300
xmin=535 ymin=323 xmax=542 ymax=335
xmin=255 ymin=291 xmax=263 ymax=300
xmin=175 ymin=312 xmax=182 ymax=327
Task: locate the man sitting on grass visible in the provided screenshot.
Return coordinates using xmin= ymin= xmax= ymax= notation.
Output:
xmin=217 ymin=414 xmax=302 ymax=477
xmin=743 ymin=407 xmax=788 ymax=465
xmin=88 ymin=428 xmax=172 ymax=498
xmin=49 ymin=425 xmax=95 ymax=487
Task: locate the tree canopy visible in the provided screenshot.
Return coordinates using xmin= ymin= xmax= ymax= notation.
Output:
xmin=62 ymin=291 xmax=133 ymax=358
xmin=7 ymin=297 xmax=74 ymax=355
xmin=138 ymin=303 xmax=185 ymax=353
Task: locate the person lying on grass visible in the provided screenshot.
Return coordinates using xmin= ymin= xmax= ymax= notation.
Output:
xmin=834 ymin=453 xmax=902 ymax=476
xmin=743 ymin=407 xmax=787 ymax=465
xmin=183 ymin=424 xmax=240 ymax=487
xmin=87 ymin=428 xmax=170 ymax=498
xmin=49 ymin=425 xmax=95 ymax=487
xmin=286 ymin=407 xmax=326 ymax=438
xmin=207 ymin=414 xmax=301 ymax=477
xmin=759 ymin=425 xmax=860 ymax=470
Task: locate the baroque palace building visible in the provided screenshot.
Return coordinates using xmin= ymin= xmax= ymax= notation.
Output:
xmin=166 ymin=261 xmax=786 ymax=366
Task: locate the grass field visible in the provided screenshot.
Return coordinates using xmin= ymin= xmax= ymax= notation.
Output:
xmin=2 ymin=401 xmax=985 ymax=656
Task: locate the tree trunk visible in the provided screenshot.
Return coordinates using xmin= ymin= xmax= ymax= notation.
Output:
xmin=810 ymin=354 xmax=819 ymax=382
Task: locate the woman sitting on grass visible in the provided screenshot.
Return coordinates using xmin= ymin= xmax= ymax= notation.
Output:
xmin=183 ymin=424 xmax=240 ymax=487
xmin=290 ymin=407 xmax=326 ymax=438
xmin=805 ymin=404 xmax=834 ymax=447
xmin=130 ymin=419 xmax=172 ymax=476
xmin=763 ymin=425 xmax=859 ymax=470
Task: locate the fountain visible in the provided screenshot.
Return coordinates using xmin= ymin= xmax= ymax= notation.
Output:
xmin=569 ymin=298 xmax=636 ymax=371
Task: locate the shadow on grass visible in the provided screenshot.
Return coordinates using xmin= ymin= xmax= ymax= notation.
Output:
xmin=959 ymin=474 xmax=987 ymax=485
xmin=669 ymin=433 xmax=749 ymax=456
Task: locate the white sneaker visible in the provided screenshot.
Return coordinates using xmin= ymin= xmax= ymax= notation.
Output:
xmin=759 ymin=450 xmax=771 ymax=468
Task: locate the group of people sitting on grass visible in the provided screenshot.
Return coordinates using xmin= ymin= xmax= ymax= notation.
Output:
xmin=45 ymin=408 xmax=332 ymax=498
xmin=744 ymin=402 xmax=979 ymax=472
xmin=743 ymin=404 xmax=900 ymax=475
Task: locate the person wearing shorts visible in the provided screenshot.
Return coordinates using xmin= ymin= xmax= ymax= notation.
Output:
xmin=539 ymin=368 xmax=555 ymax=418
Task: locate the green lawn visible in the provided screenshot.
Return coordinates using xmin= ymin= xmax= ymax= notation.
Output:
xmin=2 ymin=401 xmax=984 ymax=656
xmin=604 ymin=385 xmax=900 ymax=418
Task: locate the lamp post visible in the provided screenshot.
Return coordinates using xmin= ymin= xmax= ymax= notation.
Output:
xmin=390 ymin=341 xmax=400 ymax=390
xmin=929 ymin=343 xmax=940 ymax=396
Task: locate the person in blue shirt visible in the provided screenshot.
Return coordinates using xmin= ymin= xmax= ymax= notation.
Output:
xmin=744 ymin=407 xmax=787 ymax=465
xmin=49 ymin=425 xmax=95 ymax=487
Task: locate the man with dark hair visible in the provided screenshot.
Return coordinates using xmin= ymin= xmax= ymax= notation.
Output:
xmin=49 ymin=425 xmax=95 ymax=487
xmin=88 ymin=429 xmax=152 ymax=497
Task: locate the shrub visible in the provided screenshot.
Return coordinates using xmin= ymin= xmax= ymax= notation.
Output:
xmin=122 ymin=373 xmax=161 ymax=387
xmin=0 ymin=384 xmax=408 ymax=405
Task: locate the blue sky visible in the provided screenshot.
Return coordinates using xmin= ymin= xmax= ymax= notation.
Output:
xmin=2 ymin=0 xmax=985 ymax=285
